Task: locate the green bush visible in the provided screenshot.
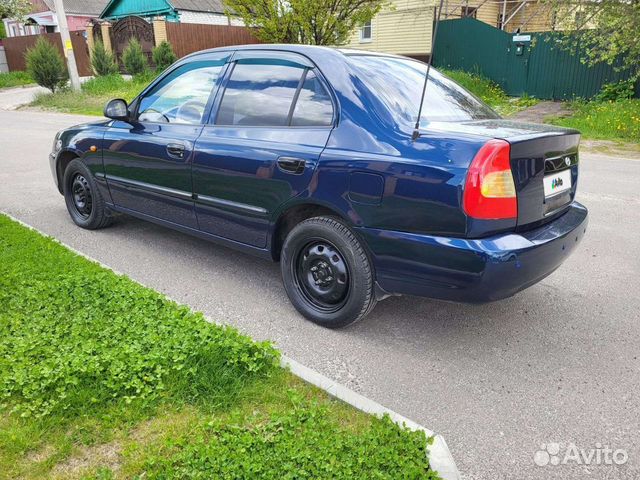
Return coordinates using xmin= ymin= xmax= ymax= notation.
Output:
xmin=0 ymin=71 xmax=33 ymax=89
xmin=91 ymin=39 xmax=119 ymax=76
xmin=596 ymin=80 xmax=636 ymax=102
xmin=122 ymin=38 xmax=148 ymax=76
xmin=25 ymin=37 xmax=68 ymax=93
xmin=152 ymin=40 xmax=177 ymax=71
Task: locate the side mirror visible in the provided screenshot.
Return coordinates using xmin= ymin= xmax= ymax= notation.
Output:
xmin=104 ymin=98 xmax=129 ymax=121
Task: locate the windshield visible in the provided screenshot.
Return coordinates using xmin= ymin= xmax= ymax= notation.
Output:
xmin=347 ymin=54 xmax=499 ymax=126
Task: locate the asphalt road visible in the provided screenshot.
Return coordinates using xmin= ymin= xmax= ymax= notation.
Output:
xmin=1 ymin=109 xmax=639 ymax=480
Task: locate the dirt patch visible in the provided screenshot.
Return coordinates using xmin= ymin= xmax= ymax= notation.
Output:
xmin=51 ymin=441 xmax=122 ymax=479
xmin=507 ymin=101 xmax=572 ymax=123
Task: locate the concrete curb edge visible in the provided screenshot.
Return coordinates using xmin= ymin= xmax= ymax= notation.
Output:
xmin=3 ymin=211 xmax=461 ymax=480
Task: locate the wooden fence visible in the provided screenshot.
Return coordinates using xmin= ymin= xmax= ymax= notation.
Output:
xmin=166 ymin=23 xmax=260 ymax=59
xmin=3 ymin=31 xmax=91 ymax=76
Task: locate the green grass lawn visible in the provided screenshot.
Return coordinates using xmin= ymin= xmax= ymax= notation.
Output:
xmin=0 ymin=214 xmax=439 ymax=480
xmin=547 ymin=99 xmax=640 ymax=143
xmin=0 ymin=71 xmax=34 ymax=89
xmin=440 ymin=68 xmax=538 ymax=116
xmin=29 ymin=74 xmax=154 ymax=116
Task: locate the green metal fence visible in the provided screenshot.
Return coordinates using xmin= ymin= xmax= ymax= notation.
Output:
xmin=432 ymin=18 xmax=639 ymax=100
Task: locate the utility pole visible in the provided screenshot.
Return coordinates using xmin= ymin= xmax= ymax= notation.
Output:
xmin=52 ymin=0 xmax=81 ymax=90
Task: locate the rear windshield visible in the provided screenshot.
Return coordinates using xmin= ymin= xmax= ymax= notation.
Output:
xmin=347 ymin=54 xmax=499 ymax=125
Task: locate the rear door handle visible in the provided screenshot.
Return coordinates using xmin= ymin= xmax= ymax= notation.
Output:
xmin=167 ymin=143 xmax=186 ymax=159
xmin=277 ymin=156 xmax=306 ymax=175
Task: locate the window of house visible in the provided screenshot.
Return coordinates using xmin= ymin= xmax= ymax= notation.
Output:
xmin=215 ymin=61 xmax=305 ymax=127
xmin=291 ymin=71 xmax=334 ymax=127
xmin=137 ymin=61 xmax=224 ymax=124
xmin=360 ymin=21 xmax=372 ymax=43
xmin=461 ymin=6 xmax=477 ymax=18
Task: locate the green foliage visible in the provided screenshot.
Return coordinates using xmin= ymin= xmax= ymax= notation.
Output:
xmin=0 ymin=215 xmax=438 ymax=479
xmin=542 ymin=0 xmax=640 ymax=79
xmin=596 ymin=80 xmax=636 ymax=102
xmin=0 ymin=0 xmax=31 ymax=20
xmin=25 ymin=37 xmax=68 ymax=93
xmin=0 ymin=71 xmax=33 ymax=89
xmin=122 ymin=38 xmax=148 ymax=76
xmin=90 ymin=40 xmax=119 ymax=77
xmin=0 ymin=214 xmax=278 ymax=418
xmin=0 ymin=21 xmax=6 ymax=39
xmin=144 ymin=405 xmax=438 ymax=479
xmin=441 ymin=68 xmax=539 ymax=116
xmin=224 ymin=0 xmax=388 ymax=45
xmin=152 ymin=40 xmax=177 ymax=71
xmin=548 ymin=99 xmax=640 ymax=142
xmin=30 ymin=72 xmax=155 ymax=115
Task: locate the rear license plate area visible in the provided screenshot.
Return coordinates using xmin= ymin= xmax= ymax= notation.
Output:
xmin=543 ymin=168 xmax=572 ymax=215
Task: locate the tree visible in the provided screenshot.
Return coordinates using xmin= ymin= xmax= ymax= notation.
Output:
xmin=152 ymin=41 xmax=177 ymax=71
xmin=224 ymin=0 xmax=388 ymax=45
xmin=543 ymin=0 xmax=640 ymax=79
xmin=122 ymin=38 xmax=148 ymax=76
xmin=0 ymin=0 xmax=31 ymax=20
xmin=25 ymin=37 xmax=68 ymax=93
xmin=91 ymin=40 xmax=119 ymax=76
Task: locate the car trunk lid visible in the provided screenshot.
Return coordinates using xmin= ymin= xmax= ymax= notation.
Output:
xmin=425 ymin=119 xmax=580 ymax=233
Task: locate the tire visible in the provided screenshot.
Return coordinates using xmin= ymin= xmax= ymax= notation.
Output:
xmin=280 ymin=216 xmax=377 ymax=328
xmin=63 ymin=158 xmax=113 ymax=230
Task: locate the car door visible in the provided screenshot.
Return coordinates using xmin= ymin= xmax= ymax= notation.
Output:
xmin=192 ymin=51 xmax=335 ymax=247
xmin=102 ymin=53 xmax=230 ymax=228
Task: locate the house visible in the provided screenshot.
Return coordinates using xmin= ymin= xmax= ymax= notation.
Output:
xmin=343 ymin=0 xmax=568 ymax=60
xmin=2 ymin=0 xmax=107 ymax=37
xmin=99 ymin=0 xmax=243 ymax=25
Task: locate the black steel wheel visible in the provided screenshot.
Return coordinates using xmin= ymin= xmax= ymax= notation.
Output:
xmin=63 ymin=159 xmax=113 ymax=230
xmin=281 ymin=216 xmax=376 ymax=328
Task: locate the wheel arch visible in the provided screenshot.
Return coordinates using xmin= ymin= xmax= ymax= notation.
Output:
xmin=270 ymin=201 xmax=353 ymax=261
xmin=55 ymin=149 xmax=81 ymax=194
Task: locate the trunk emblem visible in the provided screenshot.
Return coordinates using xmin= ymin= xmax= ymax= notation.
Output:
xmin=564 ymin=157 xmax=571 ymax=166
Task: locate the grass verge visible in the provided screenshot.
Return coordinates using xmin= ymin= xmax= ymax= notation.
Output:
xmin=0 ymin=71 xmax=34 ymax=89
xmin=440 ymin=68 xmax=538 ymax=116
xmin=547 ymin=99 xmax=640 ymax=143
xmin=29 ymin=74 xmax=154 ymax=116
xmin=0 ymin=214 xmax=439 ymax=479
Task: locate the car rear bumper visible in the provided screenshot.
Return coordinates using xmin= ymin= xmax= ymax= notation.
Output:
xmin=357 ymin=202 xmax=588 ymax=303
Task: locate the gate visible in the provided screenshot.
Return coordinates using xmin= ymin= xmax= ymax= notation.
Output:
xmin=110 ymin=16 xmax=154 ymax=64
xmin=433 ymin=18 xmax=639 ymax=100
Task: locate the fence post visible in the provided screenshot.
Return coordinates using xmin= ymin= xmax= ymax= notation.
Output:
xmin=152 ymin=19 xmax=167 ymax=47
xmin=86 ymin=24 xmax=95 ymax=59
xmin=101 ymin=22 xmax=112 ymax=53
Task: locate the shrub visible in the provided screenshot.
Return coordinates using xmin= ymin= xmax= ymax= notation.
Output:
xmin=596 ymin=80 xmax=636 ymax=102
xmin=25 ymin=37 xmax=67 ymax=93
xmin=122 ymin=38 xmax=148 ymax=76
xmin=152 ymin=40 xmax=177 ymax=71
xmin=91 ymin=40 xmax=119 ymax=76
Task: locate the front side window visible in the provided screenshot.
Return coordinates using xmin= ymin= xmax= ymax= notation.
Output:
xmin=216 ymin=61 xmax=305 ymax=126
xmin=138 ymin=61 xmax=224 ymax=124
xmin=348 ymin=54 xmax=499 ymax=126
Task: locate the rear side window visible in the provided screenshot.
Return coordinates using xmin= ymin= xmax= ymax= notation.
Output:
xmin=291 ymin=71 xmax=333 ymax=127
xmin=216 ymin=61 xmax=303 ymax=126
xmin=348 ymin=55 xmax=498 ymax=125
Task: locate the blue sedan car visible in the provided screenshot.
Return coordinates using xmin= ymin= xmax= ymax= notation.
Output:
xmin=50 ymin=45 xmax=588 ymax=328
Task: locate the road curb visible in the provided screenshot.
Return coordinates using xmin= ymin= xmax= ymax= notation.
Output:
xmin=2 ymin=212 xmax=461 ymax=480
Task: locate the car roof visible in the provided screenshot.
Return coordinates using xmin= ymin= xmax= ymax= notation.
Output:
xmin=183 ymin=43 xmax=420 ymax=65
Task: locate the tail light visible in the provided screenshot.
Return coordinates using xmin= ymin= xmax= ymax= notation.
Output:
xmin=463 ymin=139 xmax=517 ymax=220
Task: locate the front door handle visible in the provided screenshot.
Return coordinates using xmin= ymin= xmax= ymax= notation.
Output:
xmin=167 ymin=143 xmax=185 ymax=159
xmin=277 ymin=156 xmax=306 ymax=175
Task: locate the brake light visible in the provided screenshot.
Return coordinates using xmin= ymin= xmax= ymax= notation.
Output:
xmin=463 ymin=139 xmax=517 ymax=220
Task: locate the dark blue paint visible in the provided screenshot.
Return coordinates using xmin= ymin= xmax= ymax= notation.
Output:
xmin=50 ymin=45 xmax=588 ymax=304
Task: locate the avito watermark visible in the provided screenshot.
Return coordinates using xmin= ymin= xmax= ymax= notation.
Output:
xmin=534 ymin=442 xmax=628 ymax=467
